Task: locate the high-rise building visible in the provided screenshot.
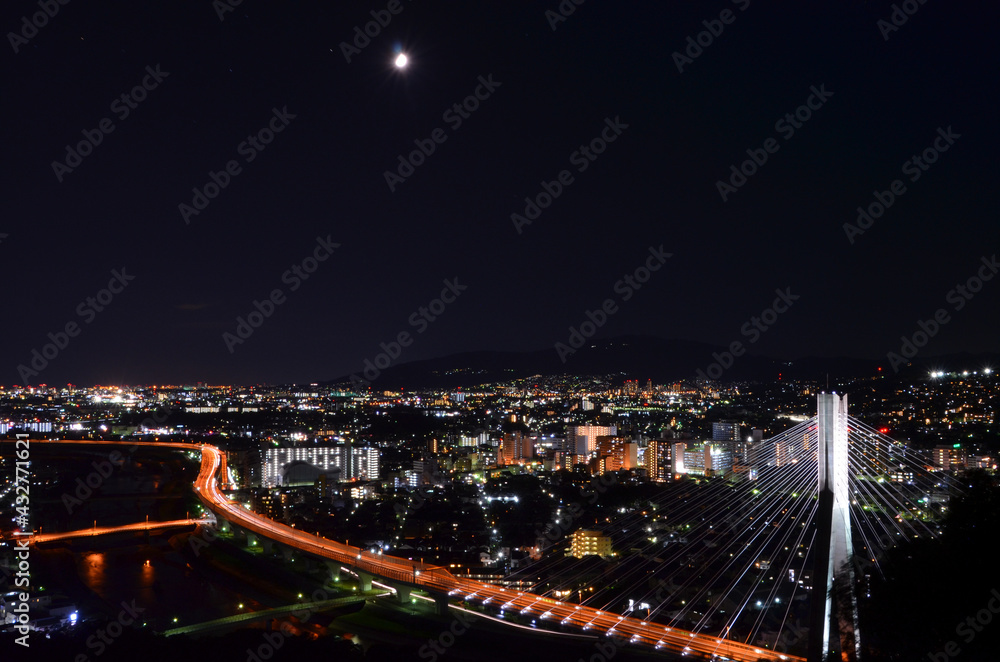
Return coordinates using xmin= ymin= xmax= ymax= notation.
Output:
xmin=705 ymin=443 xmax=733 ymax=476
xmin=646 ymin=439 xmax=666 ymax=481
xmin=595 ymin=435 xmax=637 ymax=473
xmin=712 ymin=421 xmax=740 ymax=443
xmin=500 ymin=431 xmax=534 ymax=465
xmin=669 ymin=442 xmax=733 ymax=477
xmin=671 ymin=442 xmax=687 ymax=475
xmin=566 ymin=424 xmax=617 ymax=456
xmin=263 ymin=445 xmax=379 ymax=487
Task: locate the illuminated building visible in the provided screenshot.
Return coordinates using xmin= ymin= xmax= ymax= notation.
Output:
xmin=263 ymin=445 xmax=380 ymax=487
xmin=671 ymin=442 xmax=686 ymax=476
xmin=968 ymin=455 xmax=994 ymax=470
xmin=568 ymin=529 xmax=613 ymax=558
xmin=566 ymin=424 xmax=617 ymax=456
xmin=712 ymin=421 xmax=739 ymax=442
xmin=933 ymin=444 xmax=967 ymax=470
xmin=594 ymin=435 xmax=637 ymax=473
xmin=646 ymin=438 xmax=667 ymax=481
xmin=670 ymin=442 xmax=733 ymax=476
xmin=500 ymin=431 xmax=534 ymax=465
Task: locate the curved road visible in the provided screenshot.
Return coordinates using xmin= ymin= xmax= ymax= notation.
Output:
xmin=11 ymin=440 xmax=804 ymax=661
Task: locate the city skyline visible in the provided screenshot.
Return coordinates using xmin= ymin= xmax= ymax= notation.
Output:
xmin=3 ymin=3 xmax=999 ymax=658
xmin=2 ymin=371 xmax=996 ymax=660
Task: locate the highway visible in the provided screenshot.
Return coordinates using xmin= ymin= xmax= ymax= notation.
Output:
xmin=192 ymin=444 xmax=802 ymax=662
xmin=8 ymin=440 xmax=804 ymax=661
xmin=23 ymin=519 xmax=199 ymax=545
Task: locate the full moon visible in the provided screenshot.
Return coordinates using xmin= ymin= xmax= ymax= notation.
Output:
xmin=394 ymin=53 xmax=408 ymax=68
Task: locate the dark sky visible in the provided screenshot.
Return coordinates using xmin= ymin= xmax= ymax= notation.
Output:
xmin=4 ymin=1 xmax=999 ymax=386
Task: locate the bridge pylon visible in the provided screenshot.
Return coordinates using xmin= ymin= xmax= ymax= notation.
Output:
xmin=807 ymin=393 xmax=861 ymax=662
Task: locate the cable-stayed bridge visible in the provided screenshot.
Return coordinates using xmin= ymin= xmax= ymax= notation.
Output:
xmin=502 ymin=393 xmax=952 ymax=661
xmin=6 ymin=395 xmax=952 ymax=661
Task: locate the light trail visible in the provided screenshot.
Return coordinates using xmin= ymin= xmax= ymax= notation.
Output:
xmin=23 ymin=518 xmax=199 ymax=544
xmin=6 ymin=439 xmax=804 ymax=662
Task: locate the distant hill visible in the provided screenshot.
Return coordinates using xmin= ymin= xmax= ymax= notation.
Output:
xmin=328 ymin=336 xmax=990 ymax=390
xmin=324 ymin=335 xmax=1000 ymax=390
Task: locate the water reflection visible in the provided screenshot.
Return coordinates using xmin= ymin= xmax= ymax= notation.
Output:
xmin=82 ymin=553 xmax=106 ymax=591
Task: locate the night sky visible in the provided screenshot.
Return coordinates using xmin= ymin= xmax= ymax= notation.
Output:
xmin=5 ymin=1 xmax=999 ymax=386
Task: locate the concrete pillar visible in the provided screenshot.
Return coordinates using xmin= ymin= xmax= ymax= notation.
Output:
xmin=260 ymin=538 xmax=273 ymax=555
xmin=391 ymin=584 xmax=411 ymax=604
xmin=356 ymin=570 xmax=373 ymax=592
xmin=809 ymin=393 xmax=860 ymax=662
xmin=323 ymin=560 xmax=342 ymax=584
xmin=434 ymin=594 xmax=449 ymax=616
